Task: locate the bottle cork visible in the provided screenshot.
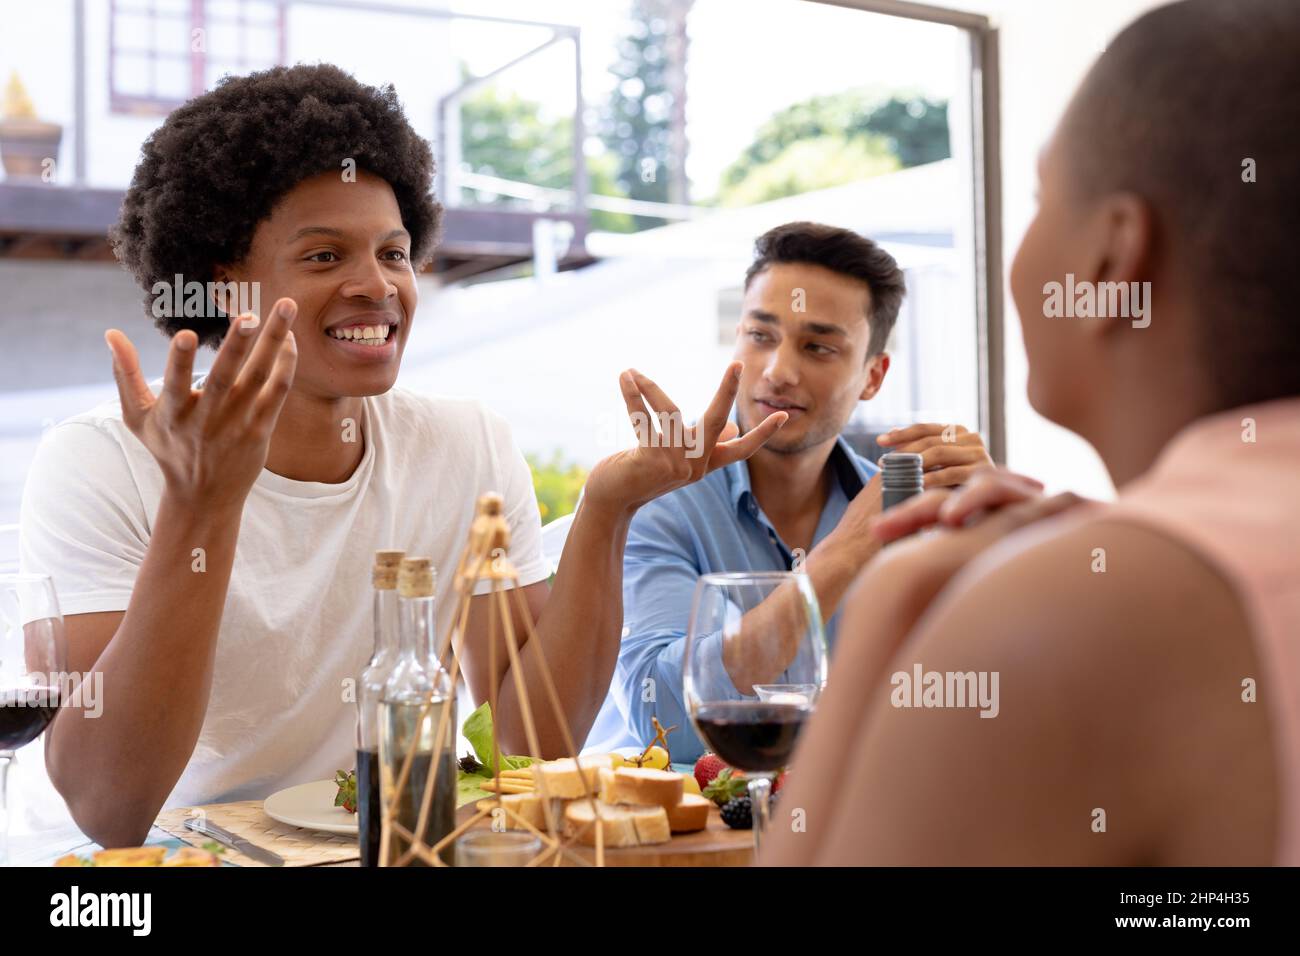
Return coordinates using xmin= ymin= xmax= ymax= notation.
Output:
xmin=398 ymin=556 xmax=437 ymax=598
xmin=372 ymin=549 xmax=405 ymax=590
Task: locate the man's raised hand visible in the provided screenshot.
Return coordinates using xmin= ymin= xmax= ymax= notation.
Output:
xmin=105 ymin=298 xmax=298 ymax=510
xmin=876 ymin=422 xmax=994 ymax=488
xmin=584 ymin=361 xmax=787 ymax=512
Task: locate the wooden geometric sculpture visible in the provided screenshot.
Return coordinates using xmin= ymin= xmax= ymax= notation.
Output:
xmin=380 ymin=492 xmax=609 ymax=866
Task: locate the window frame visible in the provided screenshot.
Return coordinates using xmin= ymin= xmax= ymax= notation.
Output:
xmin=804 ymin=0 xmax=1004 ymax=464
xmin=108 ymin=0 xmax=287 ymax=116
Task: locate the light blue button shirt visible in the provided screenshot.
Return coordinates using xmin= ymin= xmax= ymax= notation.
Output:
xmin=583 ymin=437 xmax=879 ymax=761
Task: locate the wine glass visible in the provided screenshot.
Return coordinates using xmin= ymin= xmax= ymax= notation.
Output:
xmin=684 ymin=571 xmax=827 ymax=853
xmin=0 ymin=573 xmax=65 ymax=866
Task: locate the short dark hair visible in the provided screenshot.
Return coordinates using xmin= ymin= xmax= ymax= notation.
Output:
xmin=1062 ymin=0 xmax=1300 ymax=408
xmin=110 ymin=63 xmax=442 ymax=349
xmin=743 ymin=222 xmax=905 ymax=357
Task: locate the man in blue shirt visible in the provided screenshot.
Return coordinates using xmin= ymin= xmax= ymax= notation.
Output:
xmin=586 ymin=222 xmax=993 ymax=761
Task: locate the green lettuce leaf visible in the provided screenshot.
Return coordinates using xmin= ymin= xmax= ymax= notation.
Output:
xmin=463 ymin=700 xmax=497 ymax=771
xmin=456 ymin=772 xmax=493 ymax=807
xmin=461 ymin=700 xmax=536 ymax=776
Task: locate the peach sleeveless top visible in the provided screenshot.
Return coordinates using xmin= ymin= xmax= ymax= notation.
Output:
xmin=1104 ymin=397 xmax=1300 ymax=864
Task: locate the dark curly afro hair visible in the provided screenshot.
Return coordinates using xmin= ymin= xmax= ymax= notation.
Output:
xmin=110 ymin=63 xmax=442 ymax=349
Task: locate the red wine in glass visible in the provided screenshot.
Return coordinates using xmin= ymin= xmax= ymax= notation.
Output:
xmin=685 ymin=571 xmax=827 ymax=853
xmin=693 ymin=700 xmax=810 ymax=772
xmin=1 ymin=572 xmax=66 ymax=866
xmin=0 ymin=687 xmax=60 ymax=750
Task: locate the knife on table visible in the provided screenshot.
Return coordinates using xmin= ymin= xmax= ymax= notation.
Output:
xmin=184 ymin=817 xmax=285 ymax=867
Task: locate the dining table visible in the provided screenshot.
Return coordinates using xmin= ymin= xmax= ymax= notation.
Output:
xmin=13 ymin=763 xmax=752 ymax=867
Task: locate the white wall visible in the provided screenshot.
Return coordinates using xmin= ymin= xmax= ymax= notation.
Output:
xmin=922 ymin=0 xmax=1168 ymax=499
xmin=0 ymin=0 xmax=460 ymax=188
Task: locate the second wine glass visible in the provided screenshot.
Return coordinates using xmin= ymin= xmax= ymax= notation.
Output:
xmin=684 ymin=571 xmax=827 ymax=853
xmin=1 ymin=572 xmax=66 ymax=866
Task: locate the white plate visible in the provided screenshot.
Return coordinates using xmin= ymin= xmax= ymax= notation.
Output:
xmin=263 ymin=779 xmax=359 ymax=835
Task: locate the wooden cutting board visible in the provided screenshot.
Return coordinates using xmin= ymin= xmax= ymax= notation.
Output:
xmin=455 ymin=802 xmax=753 ymax=867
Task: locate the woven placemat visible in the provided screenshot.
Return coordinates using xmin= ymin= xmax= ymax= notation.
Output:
xmin=154 ymin=801 xmax=359 ymax=867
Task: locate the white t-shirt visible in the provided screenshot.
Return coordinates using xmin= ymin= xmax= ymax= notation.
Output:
xmin=19 ymin=376 xmax=548 ymax=810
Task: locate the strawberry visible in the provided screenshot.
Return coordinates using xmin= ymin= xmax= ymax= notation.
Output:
xmin=702 ymin=768 xmax=749 ymax=808
xmin=694 ymin=752 xmax=728 ymax=791
xmin=334 ymin=768 xmax=358 ymax=814
xmin=774 ymin=770 xmax=788 ymax=794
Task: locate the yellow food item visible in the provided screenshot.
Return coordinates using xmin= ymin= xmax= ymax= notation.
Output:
xmin=475 ymin=792 xmax=546 ymax=832
xmin=598 ymin=766 xmax=684 ymax=810
xmin=664 ymin=793 xmax=711 ymax=833
xmin=642 ymin=746 xmax=670 ymax=770
xmin=91 ymin=847 xmax=168 ymax=867
xmin=681 ymin=773 xmax=701 ymax=796
xmin=629 ymin=804 xmax=671 ymax=844
xmin=55 ymin=845 xmax=220 ymax=867
xmin=480 ymin=778 xmax=534 ymax=794
xmin=160 ymin=847 xmax=221 ymax=867
xmin=563 ymin=800 xmax=671 ymax=848
xmin=531 ymin=756 xmax=607 ymax=798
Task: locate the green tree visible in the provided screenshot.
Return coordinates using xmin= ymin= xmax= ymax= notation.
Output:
xmin=599 ymin=0 xmax=693 ymax=230
xmin=526 ymin=451 xmax=588 ymax=524
xmin=718 ymin=89 xmax=949 ymax=204
xmin=850 ymin=95 xmax=951 ymax=167
xmin=459 ymin=87 xmax=573 ymax=194
xmin=718 ymin=135 xmax=900 ymax=207
xmin=458 ymin=85 xmax=634 ymax=233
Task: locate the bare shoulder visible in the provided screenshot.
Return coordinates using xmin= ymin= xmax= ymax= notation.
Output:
xmin=949 ymin=512 xmax=1264 ymax=701
xmin=820 ymin=512 xmax=1277 ymax=865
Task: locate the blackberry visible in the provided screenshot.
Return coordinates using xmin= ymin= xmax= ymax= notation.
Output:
xmin=458 ymin=753 xmax=482 ymax=774
xmin=721 ymin=797 xmax=753 ymax=830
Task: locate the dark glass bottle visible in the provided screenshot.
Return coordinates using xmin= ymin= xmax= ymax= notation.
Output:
xmin=356 ymin=549 xmax=404 ymax=867
xmin=378 ymin=557 xmax=456 ymax=866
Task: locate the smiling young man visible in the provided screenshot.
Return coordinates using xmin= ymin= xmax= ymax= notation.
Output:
xmin=585 ymin=222 xmax=993 ymax=760
xmin=18 ymin=64 xmax=786 ymax=848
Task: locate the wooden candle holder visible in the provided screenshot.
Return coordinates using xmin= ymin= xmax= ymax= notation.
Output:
xmin=379 ymin=493 xmax=608 ymax=867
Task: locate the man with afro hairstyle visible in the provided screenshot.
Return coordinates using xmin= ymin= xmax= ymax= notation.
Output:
xmin=20 ymin=64 xmax=787 ymax=848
